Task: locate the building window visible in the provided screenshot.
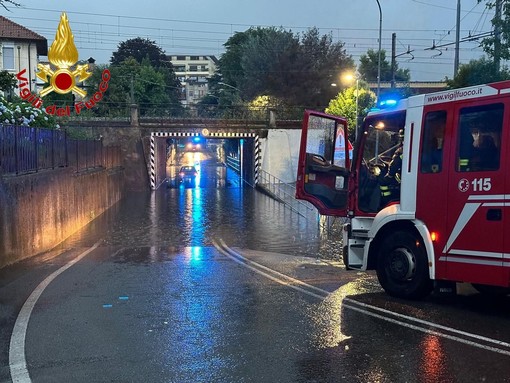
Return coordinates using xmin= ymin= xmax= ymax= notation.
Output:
xmin=190 ymin=56 xmax=199 ymax=60
xmin=176 ymin=56 xmax=186 ymax=60
xmin=189 ymin=65 xmax=197 ymax=72
xmin=2 ymin=45 xmax=14 ymax=70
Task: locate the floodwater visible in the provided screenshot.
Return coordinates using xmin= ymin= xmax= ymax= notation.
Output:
xmin=63 ymin=161 xmax=344 ymax=261
xmin=4 ymin=154 xmax=510 ymax=383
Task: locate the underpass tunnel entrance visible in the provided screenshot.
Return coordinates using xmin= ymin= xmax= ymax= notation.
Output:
xmin=150 ymin=132 xmax=260 ymax=190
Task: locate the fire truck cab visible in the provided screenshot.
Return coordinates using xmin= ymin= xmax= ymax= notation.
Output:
xmin=296 ymin=80 xmax=510 ymax=299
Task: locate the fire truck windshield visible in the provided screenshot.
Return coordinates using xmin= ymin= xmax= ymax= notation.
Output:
xmin=362 ymin=112 xmax=406 ymax=166
xmin=358 ymin=111 xmax=406 ymax=213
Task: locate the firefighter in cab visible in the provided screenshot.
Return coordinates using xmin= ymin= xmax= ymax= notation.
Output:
xmin=379 ymin=129 xmax=404 ymax=206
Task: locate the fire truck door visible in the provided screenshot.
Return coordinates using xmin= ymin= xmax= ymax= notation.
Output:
xmin=295 ymin=111 xmax=350 ymax=216
xmin=445 ymin=102 xmax=505 ymax=286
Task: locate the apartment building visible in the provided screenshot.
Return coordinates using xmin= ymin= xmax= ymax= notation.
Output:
xmin=168 ymin=55 xmax=218 ymax=106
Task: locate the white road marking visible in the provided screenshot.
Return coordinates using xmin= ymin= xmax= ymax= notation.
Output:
xmin=9 ymin=239 xmax=510 ymax=383
xmin=9 ymin=242 xmax=101 ymax=383
xmin=213 ymin=239 xmax=510 ymax=357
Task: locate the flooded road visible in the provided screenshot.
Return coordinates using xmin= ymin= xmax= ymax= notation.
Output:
xmin=2 ymin=162 xmax=510 ymax=382
xmin=65 ymin=164 xmax=342 ymax=261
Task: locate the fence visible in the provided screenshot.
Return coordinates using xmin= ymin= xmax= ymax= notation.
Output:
xmin=225 ymin=155 xmax=241 ymax=173
xmin=0 ymin=125 xmax=122 ymax=175
xmin=258 ymin=169 xmax=318 ymax=219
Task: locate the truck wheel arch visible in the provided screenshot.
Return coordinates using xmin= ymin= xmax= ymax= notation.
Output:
xmin=367 ymin=220 xmax=432 ymax=273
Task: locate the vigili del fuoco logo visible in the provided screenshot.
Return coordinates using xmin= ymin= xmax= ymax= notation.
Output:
xmin=16 ymin=12 xmax=111 ymax=117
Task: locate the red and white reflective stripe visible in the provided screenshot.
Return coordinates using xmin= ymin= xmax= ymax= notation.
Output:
xmin=442 ymin=194 xmax=510 ymax=265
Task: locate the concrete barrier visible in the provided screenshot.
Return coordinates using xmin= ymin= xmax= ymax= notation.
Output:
xmin=0 ymin=167 xmax=124 ymax=268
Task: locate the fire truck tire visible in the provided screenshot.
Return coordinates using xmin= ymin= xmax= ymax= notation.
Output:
xmin=376 ymin=230 xmax=433 ymax=299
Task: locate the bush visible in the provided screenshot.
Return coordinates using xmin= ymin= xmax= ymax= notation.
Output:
xmin=0 ymin=96 xmax=59 ymax=129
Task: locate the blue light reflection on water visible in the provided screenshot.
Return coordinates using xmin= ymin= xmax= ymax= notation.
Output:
xmin=65 ymin=163 xmax=341 ymax=260
xmin=162 ymin=246 xmax=232 ymax=380
xmin=181 ymin=187 xmax=206 ymax=247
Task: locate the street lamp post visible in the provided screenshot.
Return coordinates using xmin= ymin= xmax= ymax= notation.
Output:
xmin=342 ymin=70 xmax=361 ymax=140
xmin=354 ymin=70 xmax=360 ymax=139
xmin=375 ymin=0 xmax=382 ymax=101
xmin=218 ymin=81 xmax=243 ymax=102
xmin=218 ymin=82 xmax=241 ymax=92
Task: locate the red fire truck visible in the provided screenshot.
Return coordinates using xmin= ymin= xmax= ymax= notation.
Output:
xmin=296 ymin=80 xmax=510 ymax=299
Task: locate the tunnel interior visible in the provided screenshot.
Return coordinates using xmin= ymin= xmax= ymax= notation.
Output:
xmin=151 ymin=134 xmax=256 ymax=190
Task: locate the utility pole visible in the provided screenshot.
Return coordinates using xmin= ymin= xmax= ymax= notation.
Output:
xmin=130 ymin=75 xmax=135 ymax=104
xmin=129 ymin=75 xmax=138 ymax=127
xmin=391 ymin=33 xmax=396 ymax=89
xmin=376 ymin=0 xmax=382 ymax=100
xmin=454 ymin=0 xmax=460 ymax=75
xmin=494 ymin=0 xmax=502 ymax=72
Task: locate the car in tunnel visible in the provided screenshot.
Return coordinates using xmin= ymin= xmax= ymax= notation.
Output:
xmin=178 ymin=165 xmax=198 ymax=184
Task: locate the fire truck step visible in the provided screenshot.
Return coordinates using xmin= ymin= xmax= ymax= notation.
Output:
xmin=433 ymin=281 xmax=457 ymax=296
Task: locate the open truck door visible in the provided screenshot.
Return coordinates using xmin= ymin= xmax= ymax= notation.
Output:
xmin=295 ymin=110 xmax=351 ymax=216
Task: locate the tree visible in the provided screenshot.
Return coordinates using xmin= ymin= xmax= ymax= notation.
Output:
xmin=477 ymin=1 xmax=510 ymax=64
xmin=295 ymin=27 xmax=354 ymax=107
xmin=239 ymin=27 xmax=300 ymax=101
xmin=216 ymin=27 xmax=353 ymax=112
xmin=99 ymin=38 xmax=183 ymax=116
xmin=446 ymin=56 xmax=510 ymax=88
xmin=110 ymin=37 xmax=171 ymax=68
xmin=135 ymin=60 xmax=177 ymax=115
xmin=84 ymin=59 xmax=183 ymax=117
xmin=325 ymin=84 xmax=376 ymax=142
xmin=219 ymin=28 xmax=270 ymax=90
xmin=359 ymin=49 xmax=410 ymax=82
xmin=0 ymin=70 xmax=17 ymax=92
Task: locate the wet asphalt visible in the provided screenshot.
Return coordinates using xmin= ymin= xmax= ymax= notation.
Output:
xmin=1 ymin=162 xmax=510 ymax=382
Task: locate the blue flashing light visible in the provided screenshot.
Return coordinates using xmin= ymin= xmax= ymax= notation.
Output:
xmin=193 ymin=136 xmax=201 ymax=143
xmin=377 ymin=91 xmax=402 ymax=109
xmin=379 ymin=98 xmax=398 ymax=108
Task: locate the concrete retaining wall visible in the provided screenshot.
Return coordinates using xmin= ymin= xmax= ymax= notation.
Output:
xmin=260 ymin=129 xmax=301 ymax=183
xmin=0 ymin=167 xmax=124 ymax=268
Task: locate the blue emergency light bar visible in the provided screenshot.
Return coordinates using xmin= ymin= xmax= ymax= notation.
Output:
xmin=379 ymin=99 xmax=398 ymax=107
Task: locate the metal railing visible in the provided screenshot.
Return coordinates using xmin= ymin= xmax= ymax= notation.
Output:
xmin=0 ymin=125 xmax=122 ymax=175
xmin=226 ymin=156 xmax=240 ymax=172
xmin=258 ymin=169 xmax=317 ymax=219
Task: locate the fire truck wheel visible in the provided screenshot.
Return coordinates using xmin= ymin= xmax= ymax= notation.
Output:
xmin=376 ymin=230 xmax=433 ymax=299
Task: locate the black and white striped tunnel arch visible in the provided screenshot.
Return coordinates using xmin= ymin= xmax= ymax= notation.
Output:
xmin=150 ymin=131 xmax=261 ymax=190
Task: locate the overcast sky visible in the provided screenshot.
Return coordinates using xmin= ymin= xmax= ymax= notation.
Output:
xmin=2 ymin=0 xmax=496 ymax=81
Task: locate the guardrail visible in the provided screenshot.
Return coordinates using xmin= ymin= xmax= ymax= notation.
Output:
xmin=226 ymin=156 xmax=240 ymax=173
xmin=0 ymin=125 xmax=122 ymax=175
xmin=257 ymin=169 xmax=317 ymax=219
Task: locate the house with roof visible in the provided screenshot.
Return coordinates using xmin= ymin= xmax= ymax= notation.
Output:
xmin=0 ymin=16 xmax=47 ymax=94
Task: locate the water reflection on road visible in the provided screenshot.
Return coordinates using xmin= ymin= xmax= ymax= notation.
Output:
xmin=9 ymin=162 xmax=510 ymax=383
xmin=64 ymin=166 xmax=342 ymax=261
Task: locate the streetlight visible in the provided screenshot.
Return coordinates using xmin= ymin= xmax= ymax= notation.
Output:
xmin=218 ymin=82 xmax=241 ymax=92
xmin=218 ymin=81 xmax=243 ymax=102
xmin=343 ymin=70 xmax=361 ymax=140
xmin=375 ymin=0 xmax=382 ymax=101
